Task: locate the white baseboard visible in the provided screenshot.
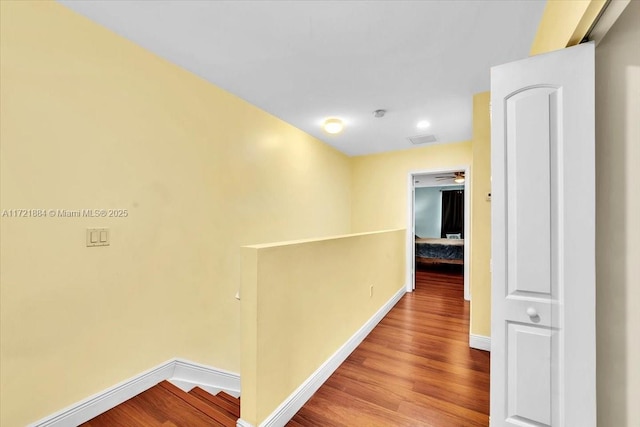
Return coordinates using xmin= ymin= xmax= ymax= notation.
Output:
xmin=238 ymin=286 xmax=407 ymax=427
xmin=29 ymin=358 xmax=240 ymax=427
xmin=237 ymin=419 xmax=254 ymax=427
xmin=469 ymin=333 xmax=491 ymax=352
xmin=170 ymin=358 xmax=241 ymax=397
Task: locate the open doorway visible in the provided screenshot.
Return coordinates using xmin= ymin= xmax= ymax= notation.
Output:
xmin=406 ymin=166 xmax=470 ymax=300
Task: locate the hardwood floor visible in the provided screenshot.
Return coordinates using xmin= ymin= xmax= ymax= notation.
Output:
xmin=289 ymin=267 xmax=490 ymax=426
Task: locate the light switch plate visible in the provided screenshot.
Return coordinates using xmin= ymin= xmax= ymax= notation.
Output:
xmin=87 ymin=228 xmax=109 ymax=247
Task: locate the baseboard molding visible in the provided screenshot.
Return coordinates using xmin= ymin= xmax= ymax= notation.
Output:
xmin=469 ymin=333 xmax=491 ymax=352
xmin=29 ymin=359 xmax=240 ymax=427
xmin=170 ymin=358 xmax=241 ymax=397
xmin=239 ymin=286 xmax=406 ymax=427
xmin=237 ymin=419 xmax=254 ymax=427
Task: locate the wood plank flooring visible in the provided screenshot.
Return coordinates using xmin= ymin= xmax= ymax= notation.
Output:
xmin=288 ymin=267 xmax=490 ymax=426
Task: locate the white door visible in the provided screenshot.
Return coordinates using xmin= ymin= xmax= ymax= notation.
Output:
xmin=490 ymin=42 xmax=596 ymax=426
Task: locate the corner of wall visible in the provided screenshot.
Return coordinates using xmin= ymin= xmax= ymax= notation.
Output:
xmin=470 ymin=92 xmax=492 ymax=337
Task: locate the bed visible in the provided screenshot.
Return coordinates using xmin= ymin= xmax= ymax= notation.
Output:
xmin=415 ymin=237 xmax=464 ymax=265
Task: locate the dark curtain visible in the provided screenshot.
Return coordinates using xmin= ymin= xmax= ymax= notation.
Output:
xmin=441 ymin=190 xmax=464 ymax=238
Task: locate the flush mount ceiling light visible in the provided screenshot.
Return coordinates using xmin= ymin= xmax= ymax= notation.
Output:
xmin=417 ymin=120 xmax=431 ymax=129
xmin=323 ymin=118 xmax=344 ymax=134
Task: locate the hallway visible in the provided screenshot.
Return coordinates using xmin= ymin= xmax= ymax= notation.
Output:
xmin=289 ymin=267 xmax=490 ymax=426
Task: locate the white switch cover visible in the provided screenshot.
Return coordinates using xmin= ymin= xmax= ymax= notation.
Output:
xmin=87 ymin=228 xmax=109 ymax=247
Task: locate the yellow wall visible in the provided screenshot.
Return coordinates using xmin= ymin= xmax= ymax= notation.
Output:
xmin=530 ymin=0 xmax=607 ymax=55
xmin=594 ymin=1 xmax=640 ymax=424
xmin=470 ymin=92 xmax=491 ymax=337
xmin=0 ymin=2 xmax=352 ymax=425
xmin=241 ymin=229 xmax=406 ymax=425
xmin=350 ymin=141 xmax=472 ymax=233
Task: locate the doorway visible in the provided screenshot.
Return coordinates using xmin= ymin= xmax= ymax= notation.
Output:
xmin=406 ymin=166 xmax=470 ymax=300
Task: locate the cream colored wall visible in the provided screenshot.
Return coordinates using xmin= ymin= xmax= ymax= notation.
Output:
xmin=0 ymin=2 xmax=352 ymax=426
xmin=594 ymin=1 xmax=640 ymax=424
xmin=241 ymin=229 xmax=406 ymax=425
xmin=350 ymin=141 xmax=472 ymax=233
xmin=470 ymin=92 xmax=491 ymax=337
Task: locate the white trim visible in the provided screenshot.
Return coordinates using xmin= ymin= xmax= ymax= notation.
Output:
xmin=463 ymin=170 xmax=471 ymax=301
xmin=406 ymin=165 xmax=471 ymax=301
xmin=247 ymin=286 xmax=406 ymax=427
xmin=29 ymin=359 xmax=240 ymax=427
xmin=171 ymin=358 xmax=241 ymax=397
xmin=408 ymin=172 xmax=416 ymax=291
xmin=469 ymin=333 xmax=491 ymax=352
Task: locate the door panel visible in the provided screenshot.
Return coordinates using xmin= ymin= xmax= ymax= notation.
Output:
xmin=491 ymin=42 xmax=595 ymax=426
xmin=506 ymin=322 xmax=552 ymax=426
xmin=506 ymin=88 xmax=556 ymax=297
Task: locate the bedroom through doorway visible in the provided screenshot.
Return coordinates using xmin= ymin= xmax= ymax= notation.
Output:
xmin=408 ymin=168 xmax=469 ymax=300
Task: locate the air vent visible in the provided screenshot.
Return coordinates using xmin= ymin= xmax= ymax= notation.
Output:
xmin=408 ymin=134 xmax=437 ymax=145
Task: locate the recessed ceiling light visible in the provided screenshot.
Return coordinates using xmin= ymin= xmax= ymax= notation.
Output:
xmin=323 ymin=118 xmax=344 ymax=134
xmin=417 ymin=120 xmax=431 ymax=129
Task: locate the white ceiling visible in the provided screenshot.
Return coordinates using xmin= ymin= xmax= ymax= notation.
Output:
xmin=58 ymin=0 xmax=546 ymax=156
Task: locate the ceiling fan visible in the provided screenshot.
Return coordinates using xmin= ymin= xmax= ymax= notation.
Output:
xmin=436 ymin=171 xmax=465 ymax=184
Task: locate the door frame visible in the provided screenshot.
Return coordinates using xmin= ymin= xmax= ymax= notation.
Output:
xmin=405 ymin=164 xmax=471 ymax=300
